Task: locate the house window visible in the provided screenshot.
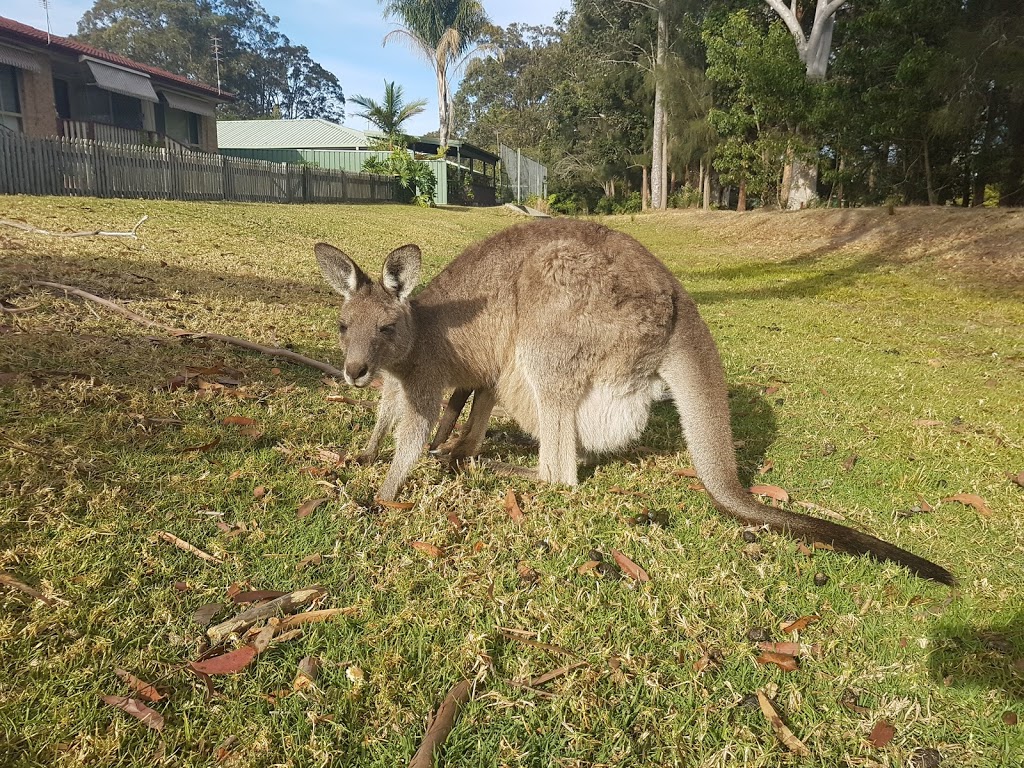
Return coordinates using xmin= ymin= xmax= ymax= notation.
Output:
xmin=0 ymin=64 xmax=23 ymax=133
xmin=163 ymin=107 xmax=200 ymax=147
xmin=83 ymin=86 xmax=143 ymax=129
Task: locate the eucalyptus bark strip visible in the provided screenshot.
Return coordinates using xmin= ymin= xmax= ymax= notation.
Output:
xmin=206 ymin=587 xmax=326 ymax=645
xmin=409 ymin=679 xmax=473 ymax=768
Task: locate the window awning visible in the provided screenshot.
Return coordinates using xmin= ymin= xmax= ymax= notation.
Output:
xmin=160 ymin=89 xmax=216 ymax=117
xmin=0 ymin=43 xmax=41 ymax=73
xmin=82 ymin=57 xmax=158 ymax=103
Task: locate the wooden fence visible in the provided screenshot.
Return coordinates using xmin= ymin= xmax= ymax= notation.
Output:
xmin=0 ymin=131 xmax=398 ymax=204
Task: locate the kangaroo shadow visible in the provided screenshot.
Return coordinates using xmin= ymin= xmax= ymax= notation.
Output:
xmin=928 ymin=613 xmax=1024 ymax=702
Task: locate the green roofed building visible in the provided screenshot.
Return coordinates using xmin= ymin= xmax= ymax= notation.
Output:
xmin=217 ymin=118 xmax=499 ymax=206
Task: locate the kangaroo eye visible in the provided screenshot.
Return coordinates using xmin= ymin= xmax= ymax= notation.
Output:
xmin=338 ymin=322 xmax=348 ymax=334
xmin=380 ymin=324 xmax=396 ymax=337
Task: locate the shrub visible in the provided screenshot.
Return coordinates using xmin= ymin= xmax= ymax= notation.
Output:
xmin=362 ymin=143 xmax=437 ymax=206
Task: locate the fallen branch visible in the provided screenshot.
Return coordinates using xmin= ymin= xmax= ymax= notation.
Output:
xmin=498 ymin=627 xmax=575 ymax=658
xmin=207 ymin=586 xmax=326 ymax=645
xmin=31 ymin=281 xmax=345 ymax=379
xmin=409 ymin=679 xmax=473 ymax=768
xmin=153 ymin=530 xmax=223 ymax=565
xmin=0 ymin=572 xmax=67 ymax=606
xmin=1 ymin=301 xmax=40 ymax=315
xmin=2 ymin=215 xmax=148 ymax=238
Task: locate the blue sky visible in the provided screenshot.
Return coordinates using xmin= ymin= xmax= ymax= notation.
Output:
xmin=5 ymin=0 xmax=569 ymax=135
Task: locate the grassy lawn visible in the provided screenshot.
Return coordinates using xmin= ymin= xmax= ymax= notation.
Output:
xmin=1 ymin=197 xmax=1022 ymax=767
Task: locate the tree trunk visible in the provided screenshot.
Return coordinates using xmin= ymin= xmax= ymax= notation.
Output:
xmin=650 ymin=1 xmax=668 ymax=210
xmin=737 ymin=177 xmax=747 ymax=212
xmin=702 ymin=165 xmax=711 ymax=211
xmin=642 ymin=165 xmax=649 ymax=211
xmin=923 ymin=139 xmax=937 ymax=206
xmin=436 ymin=62 xmax=451 ymax=151
xmin=999 ymin=92 xmax=1024 ymax=207
xmin=788 ymin=157 xmax=817 ymax=210
xmin=661 ymin=129 xmax=669 ymax=207
xmin=780 ymin=144 xmax=793 ymax=209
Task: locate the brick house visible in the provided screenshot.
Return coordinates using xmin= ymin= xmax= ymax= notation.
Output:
xmin=0 ymin=16 xmax=231 ymax=152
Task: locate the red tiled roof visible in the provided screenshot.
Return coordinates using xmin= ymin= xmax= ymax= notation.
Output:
xmin=0 ymin=15 xmax=233 ymax=101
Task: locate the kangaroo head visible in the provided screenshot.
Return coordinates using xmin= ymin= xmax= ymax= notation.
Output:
xmin=315 ymin=242 xmax=421 ymax=387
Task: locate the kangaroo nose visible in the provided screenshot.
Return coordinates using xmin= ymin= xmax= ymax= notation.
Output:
xmin=346 ymin=363 xmax=369 ymax=383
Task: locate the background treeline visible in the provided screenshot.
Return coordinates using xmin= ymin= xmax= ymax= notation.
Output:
xmin=74 ymin=0 xmax=345 ymax=121
xmin=453 ymin=0 xmax=1024 ymax=211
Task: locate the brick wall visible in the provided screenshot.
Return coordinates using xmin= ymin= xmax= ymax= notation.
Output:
xmin=17 ymin=51 xmax=56 ymax=139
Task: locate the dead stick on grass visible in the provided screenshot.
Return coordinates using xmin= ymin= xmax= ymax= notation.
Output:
xmin=410 ymin=679 xmax=473 ymax=768
xmin=153 ymin=531 xmax=223 ymax=566
xmin=276 ymin=606 xmax=359 ymax=631
xmin=31 ymin=281 xmax=346 ymax=379
xmin=0 ymin=572 xmax=68 ymax=606
xmin=1 ymin=215 xmax=148 ymax=238
xmin=207 ymin=587 xmax=326 ymax=645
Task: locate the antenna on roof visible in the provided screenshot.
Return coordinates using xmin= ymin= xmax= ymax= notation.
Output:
xmin=211 ymin=35 xmax=222 ymax=95
xmin=39 ymin=0 xmax=52 ymax=44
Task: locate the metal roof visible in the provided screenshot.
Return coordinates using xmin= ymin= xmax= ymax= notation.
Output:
xmin=216 ymin=119 xmax=372 ymax=150
xmin=0 ymin=16 xmax=232 ymax=101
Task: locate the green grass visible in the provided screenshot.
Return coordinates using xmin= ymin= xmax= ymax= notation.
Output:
xmin=1 ymin=198 xmax=1022 ymax=767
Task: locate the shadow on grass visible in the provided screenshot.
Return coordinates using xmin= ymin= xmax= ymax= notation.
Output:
xmin=929 ymin=613 xmax=1024 ymax=702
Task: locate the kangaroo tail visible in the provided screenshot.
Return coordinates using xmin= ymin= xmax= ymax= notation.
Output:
xmin=661 ymin=295 xmax=955 ymax=585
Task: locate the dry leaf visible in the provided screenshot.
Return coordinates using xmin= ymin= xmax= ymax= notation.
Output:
xmin=750 ymin=484 xmax=790 ymax=504
xmin=253 ymin=486 xmax=267 ymax=499
xmin=250 ymin=623 xmax=277 ymax=654
xmin=1009 ymin=471 xmax=1024 ymax=488
xmin=756 ymin=651 xmax=800 ymax=672
xmin=517 ymin=562 xmax=540 ymax=586
xmin=376 ymin=498 xmax=414 ymax=510
xmin=231 ymin=590 xmax=286 ymax=604
xmin=504 ymin=489 xmax=525 ymax=522
xmin=410 ymin=541 xmax=444 ymax=558
xmin=1002 ymin=711 xmax=1018 ymax=726
xmin=297 ymin=497 xmax=329 ymax=520
xmin=943 ymin=493 xmax=993 ymax=517
xmin=189 ymin=645 xmax=258 ymax=675
xmin=295 ymin=553 xmax=322 ymax=571
xmin=100 ymin=695 xmax=165 ymax=732
xmin=673 ymin=467 xmax=699 ymax=478
xmin=447 ymin=513 xmax=465 ymax=531
xmin=611 ymin=549 xmax=650 ymax=582
xmin=782 ymin=615 xmax=820 ymax=634
xmin=868 ymin=719 xmax=896 ymax=748
xmin=756 ymin=690 xmax=809 ymax=755
xmin=318 ymin=448 xmax=345 ymax=464
xmin=842 ymin=453 xmax=859 ymax=472
xmin=577 ymin=560 xmax=601 ymax=575
xmin=527 ymin=661 xmax=587 ymax=687
xmin=222 ymin=416 xmax=256 ymax=426
xmin=238 ymin=427 xmax=263 ymax=439
xmin=913 ymin=419 xmax=944 ymax=427
xmin=757 ymin=641 xmax=801 ymax=656
xmin=113 ymin=669 xmax=164 ymax=703
xmin=193 ymin=602 xmax=223 ymax=626
xmin=177 ymin=436 xmax=221 ymax=453
xmin=758 ymin=459 xmax=774 ymax=475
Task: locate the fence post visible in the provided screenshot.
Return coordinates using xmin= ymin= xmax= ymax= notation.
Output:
xmin=303 ymin=164 xmax=311 ymax=203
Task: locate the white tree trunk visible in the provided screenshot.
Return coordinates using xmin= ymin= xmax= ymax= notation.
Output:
xmin=763 ymin=0 xmax=847 ymax=208
xmin=436 ymin=62 xmax=451 ymax=150
xmin=650 ymin=1 xmax=668 ymax=210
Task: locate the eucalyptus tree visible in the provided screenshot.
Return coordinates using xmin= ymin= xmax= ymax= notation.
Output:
xmin=378 ymin=0 xmax=495 ymax=150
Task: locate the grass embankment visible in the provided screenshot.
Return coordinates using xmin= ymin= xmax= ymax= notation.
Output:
xmin=1 ymin=198 xmax=1022 ymax=767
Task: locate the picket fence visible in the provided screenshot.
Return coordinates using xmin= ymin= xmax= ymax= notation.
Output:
xmin=0 ymin=131 xmax=397 ymax=204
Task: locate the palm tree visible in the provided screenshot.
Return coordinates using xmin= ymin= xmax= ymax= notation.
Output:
xmin=378 ymin=0 xmax=495 ymax=150
xmin=349 ymin=81 xmax=428 ymax=145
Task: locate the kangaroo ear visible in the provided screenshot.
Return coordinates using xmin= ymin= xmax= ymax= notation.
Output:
xmin=381 ymin=244 xmax=421 ymax=301
xmin=315 ymin=242 xmax=370 ymax=299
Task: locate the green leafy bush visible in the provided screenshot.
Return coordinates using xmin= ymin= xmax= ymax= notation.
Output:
xmin=362 ymin=143 xmax=437 ymax=206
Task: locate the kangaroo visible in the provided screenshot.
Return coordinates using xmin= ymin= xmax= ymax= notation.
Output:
xmin=315 ymin=219 xmax=954 ymax=585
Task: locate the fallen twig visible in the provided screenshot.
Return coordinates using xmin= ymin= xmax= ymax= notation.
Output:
xmin=0 ymin=572 xmax=67 ymax=606
xmin=409 ymin=679 xmax=473 ymax=768
xmin=31 ymin=281 xmax=345 ymax=379
xmin=498 ymin=627 xmax=575 ymax=658
xmin=207 ymin=587 xmax=326 ymax=645
xmin=153 ymin=530 xmax=223 ymax=565
xmin=1 ymin=300 xmax=40 ymax=315
xmin=2 ymin=215 xmax=148 ymax=238
xmin=526 ymin=661 xmax=588 ymax=688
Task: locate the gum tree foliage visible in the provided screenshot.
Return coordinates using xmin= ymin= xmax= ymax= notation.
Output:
xmin=74 ymin=0 xmax=345 ymax=120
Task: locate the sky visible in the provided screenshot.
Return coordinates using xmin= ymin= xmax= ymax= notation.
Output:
xmin=4 ymin=0 xmax=570 ymax=135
